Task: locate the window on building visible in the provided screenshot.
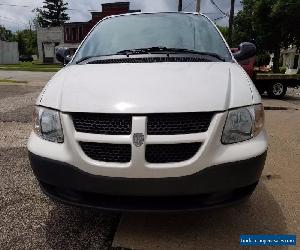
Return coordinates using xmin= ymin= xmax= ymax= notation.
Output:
xmin=65 ymin=27 xmax=70 ymax=42
xmin=79 ymin=26 xmax=83 ymax=41
xmin=72 ymin=27 xmax=77 ymax=41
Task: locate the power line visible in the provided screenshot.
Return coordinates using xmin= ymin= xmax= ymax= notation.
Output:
xmin=203 ymin=12 xmax=227 ymax=14
xmin=213 ymin=16 xmax=227 ymax=21
xmin=209 ymin=0 xmax=228 ymax=17
xmin=0 ymin=3 xmax=99 ymax=12
xmin=0 ymin=16 xmax=26 ymax=26
xmin=0 ymin=3 xmax=32 ymax=8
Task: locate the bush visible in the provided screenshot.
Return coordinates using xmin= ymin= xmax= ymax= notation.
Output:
xmin=279 ymin=67 xmax=287 ymax=74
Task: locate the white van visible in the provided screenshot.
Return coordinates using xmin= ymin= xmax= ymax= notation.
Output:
xmin=28 ymin=13 xmax=268 ymax=211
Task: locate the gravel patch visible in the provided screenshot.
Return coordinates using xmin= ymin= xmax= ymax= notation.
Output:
xmin=0 ymin=122 xmax=32 ymax=148
xmin=0 ymin=71 xmax=55 ymax=84
xmin=0 ymin=147 xmax=120 ymax=249
xmin=0 ymin=83 xmax=121 ymax=249
xmin=0 ymin=105 xmax=35 ymax=123
xmin=0 ymin=86 xmax=42 ymax=100
xmin=0 ymin=92 xmax=40 ymax=114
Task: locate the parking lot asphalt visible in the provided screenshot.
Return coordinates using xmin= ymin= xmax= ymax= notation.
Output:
xmin=0 ymin=71 xmax=299 ymax=249
xmin=0 ymin=82 xmax=120 ymax=250
xmin=113 ymin=106 xmax=300 ymax=250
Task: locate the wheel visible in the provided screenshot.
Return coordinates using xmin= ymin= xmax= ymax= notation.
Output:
xmin=267 ymin=82 xmax=287 ymax=99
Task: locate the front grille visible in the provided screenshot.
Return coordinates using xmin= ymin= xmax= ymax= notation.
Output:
xmin=146 ymin=143 xmax=201 ymax=163
xmin=72 ymin=113 xmax=132 ymax=135
xmin=80 ymin=142 xmax=131 ymax=163
xmin=147 ymin=113 xmax=213 ymax=135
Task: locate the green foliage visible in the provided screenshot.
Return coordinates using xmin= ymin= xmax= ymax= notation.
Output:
xmin=0 ymin=26 xmax=15 ymax=41
xmin=279 ymin=67 xmax=287 ymax=74
xmin=15 ymin=29 xmax=37 ymax=55
xmin=217 ymin=25 xmax=229 ymax=41
xmin=34 ymin=0 xmax=70 ymax=28
xmin=0 ymin=26 xmax=37 ymax=56
xmin=233 ymin=0 xmax=300 ymax=72
xmin=232 ymin=0 xmax=256 ymax=47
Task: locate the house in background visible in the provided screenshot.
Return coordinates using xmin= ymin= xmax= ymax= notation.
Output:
xmin=268 ymin=46 xmax=300 ymax=74
xmin=0 ymin=40 xmax=19 ymax=64
xmin=281 ymin=46 xmax=299 ymax=74
xmin=37 ymin=26 xmax=64 ymax=63
xmin=60 ymin=2 xmax=140 ymax=55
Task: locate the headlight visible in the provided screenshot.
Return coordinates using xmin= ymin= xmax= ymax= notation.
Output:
xmin=221 ymin=104 xmax=264 ymax=144
xmin=33 ymin=106 xmax=64 ymax=143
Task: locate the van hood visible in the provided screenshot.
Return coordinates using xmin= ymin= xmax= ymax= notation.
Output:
xmin=38 ymin=62 xmax=259 ymax=113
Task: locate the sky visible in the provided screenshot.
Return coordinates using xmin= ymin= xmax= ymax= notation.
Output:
xmin=0 ymin=0 xmax=242 ymax=31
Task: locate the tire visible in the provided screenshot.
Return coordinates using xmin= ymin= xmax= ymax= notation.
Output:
xmin=267 ymin=82 xmax=287 ymax=99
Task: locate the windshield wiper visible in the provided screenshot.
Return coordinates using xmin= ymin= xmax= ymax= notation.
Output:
xmin=165 ymin=48 xmax=226 ymax=61
xmin=116 ymin=47 xmax=225 ymax=61
xmin=76 ymin=56 xmax=97 ymax=64
xmin=116 ymin=47 xmax=169 ymax=55
xmin=76 ymin=47 xmax=226 ymax=64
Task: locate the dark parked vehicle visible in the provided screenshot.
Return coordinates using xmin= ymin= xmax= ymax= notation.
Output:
xmin=19 ymin=55 xmax=33 ymax=62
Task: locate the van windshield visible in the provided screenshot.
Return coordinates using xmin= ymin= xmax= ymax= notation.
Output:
xmin=74 ymin=13 xmax=232 ymax=62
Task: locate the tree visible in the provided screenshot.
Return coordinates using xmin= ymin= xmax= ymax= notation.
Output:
xmin=15 ymin=29 xmax=37 ymax=55
xmin=232 ymin=0 xmax=256 ymax=47
xmin=217 ymin=25 xmax=229 ymax=41
xmin=34 ymin=0 xmax=70 ymax=28
xmin=233 ymin=0 xmax=300 ymax=72
xmin=0 ymin=26 xmax=15 ymax=41
xmin=253 ymin=0 xmax=300 ymax=72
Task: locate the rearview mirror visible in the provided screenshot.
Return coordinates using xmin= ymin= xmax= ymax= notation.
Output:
xmin=56 ymin=47 xmax=71 ymax=65
xmin=233 ymin=42 xmax=256 ymax=62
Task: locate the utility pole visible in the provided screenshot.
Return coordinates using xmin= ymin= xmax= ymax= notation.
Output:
xmin=196 ymin=0 xmax=201 ymax=13
xmin=228 ymin=0 xmax=235 ymax=47
xmin=178 ymin=0 xmax=183 ymax=11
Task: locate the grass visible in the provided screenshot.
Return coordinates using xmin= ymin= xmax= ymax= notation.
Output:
xmin=0 ymin=61 xmax=62 ymax=72
xmin=0 ymin=79 xmax=28 ymax=84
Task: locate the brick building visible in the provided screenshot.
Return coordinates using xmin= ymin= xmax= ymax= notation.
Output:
xmin=62 ymin=2 xmax=140 ymax=53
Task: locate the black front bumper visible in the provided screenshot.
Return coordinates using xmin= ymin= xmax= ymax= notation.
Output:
xmin=29 ymin=151 xmax=267 ymax=212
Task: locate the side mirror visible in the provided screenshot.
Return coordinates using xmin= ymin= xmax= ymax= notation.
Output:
xmin=56 ymin=47 xmax=71 ymax=65
xmin=233 ymin=42 xmax=256 ymax=62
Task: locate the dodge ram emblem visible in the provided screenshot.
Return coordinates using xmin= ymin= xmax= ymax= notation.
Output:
xmin=133 ymin=133 xmax=144 ymax=147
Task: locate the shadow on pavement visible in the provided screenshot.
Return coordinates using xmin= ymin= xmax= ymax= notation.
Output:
xmin=113 ymin=182 xmax=288 ymax=250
